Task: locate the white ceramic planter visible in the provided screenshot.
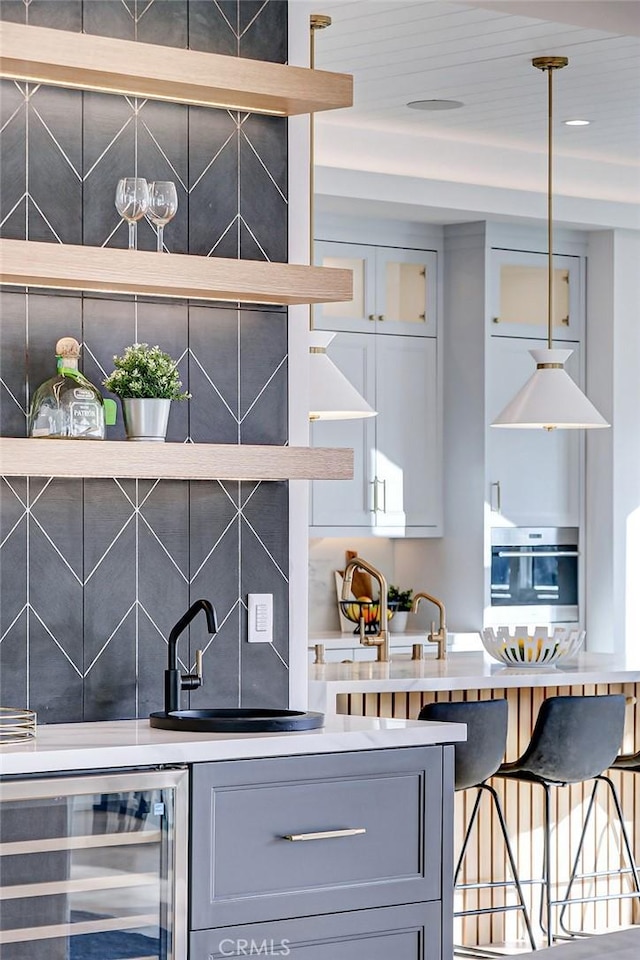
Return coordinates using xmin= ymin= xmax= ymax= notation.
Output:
xmin=388 ymin=610 xmax=410 ymax=634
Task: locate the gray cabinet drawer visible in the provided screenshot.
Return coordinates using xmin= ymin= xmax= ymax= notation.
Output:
xmin=191 ymin=747 xmax=445 ymax=929
xmin=191 ymin=901 xmax=440 ymax=959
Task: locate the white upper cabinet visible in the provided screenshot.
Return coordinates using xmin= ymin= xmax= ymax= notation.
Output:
xmin=310 ymin=333 xmax=441 ymax=537
xmin=486 ymin=336 xmax=582 ymax=528
xmin=490 ymin=248 xmax=583 ymax=340
xmin=314 ymin=241 xmax=437 ymax=337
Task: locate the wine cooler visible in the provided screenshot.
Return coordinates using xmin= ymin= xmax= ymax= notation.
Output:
xmin=0 ymin=768 xmax=188 ymax=960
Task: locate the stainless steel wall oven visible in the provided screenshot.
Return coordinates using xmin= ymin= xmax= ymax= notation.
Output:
xmin=490 ymin=527 xmax=579 ymax=624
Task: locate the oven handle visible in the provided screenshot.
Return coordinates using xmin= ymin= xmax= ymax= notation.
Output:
xmin=497 ymin=550 xmax=579 ymax=558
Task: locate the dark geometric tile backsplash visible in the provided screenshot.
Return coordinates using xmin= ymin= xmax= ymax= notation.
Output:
xmin=0 ymin=0 xmax=290 ymax=722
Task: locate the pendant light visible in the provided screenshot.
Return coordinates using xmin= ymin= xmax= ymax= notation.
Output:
xmin=307 ymin=15 xmax=376 ymax=422
xmin=492 ymin=57 xmax=608 ymax=431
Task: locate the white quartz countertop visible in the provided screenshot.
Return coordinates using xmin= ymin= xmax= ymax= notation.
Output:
xmin=308 ymin=651 xmax=640 ymax=712
xmin=0 ymin=713 xmax=467 ymax=777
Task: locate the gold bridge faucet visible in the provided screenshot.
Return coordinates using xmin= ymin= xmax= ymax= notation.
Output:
xmin=411 ymin=591 xmax=447 ymax=660
xmin=341 ymin=556 xmax=389 ymax=663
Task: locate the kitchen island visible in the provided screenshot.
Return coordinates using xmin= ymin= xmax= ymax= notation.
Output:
xmin=309 ymin=650 xmax=640 ymax=714
xmin=309 ymin=651 xmax=640 ymax=948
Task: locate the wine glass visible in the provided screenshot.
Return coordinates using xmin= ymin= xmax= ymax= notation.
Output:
xmin=115 ymin=178 xmax=149 ymax=250
xmin=147 ymin=181 xmax=178 ymax=252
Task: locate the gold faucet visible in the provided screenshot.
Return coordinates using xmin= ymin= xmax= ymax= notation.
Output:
xmin=411 ymin=591 xmax=447 ymax=660
xmin=341 ymin=556 xmax=390 ymax=662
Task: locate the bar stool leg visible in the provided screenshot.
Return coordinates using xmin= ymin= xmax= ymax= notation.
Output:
xmin=557 ymin=778 xmax=600 ymax=937
xmin=558 ymin=775 xmax=640 ymax=937
xmin=539 ymin=782 xmax=554 ymax=945
xmin=484 ymin=783 xmax=537 ymax=951
xmin=454 ymin=785 xmax=537 ymax=956
xmin=455 ymin=788 xmax=484 ymax=886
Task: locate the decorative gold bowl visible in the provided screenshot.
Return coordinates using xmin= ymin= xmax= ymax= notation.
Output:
xmin=339 ymin=600 xmax=398 ymax=634
xmin=481 ymin=626 xmax=585 ymax=667
xmin=0 ymin=706 xmax=37 ymax=742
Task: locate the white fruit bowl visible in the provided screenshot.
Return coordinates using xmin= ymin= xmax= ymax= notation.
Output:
xmin=481 ymin=625 xmax=585 ymax=667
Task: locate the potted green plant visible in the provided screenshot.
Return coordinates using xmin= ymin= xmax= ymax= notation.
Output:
xmin=388 ymin=585 xmax=413 ymax=633
xmin=103 ymin=343 xmax=190 ymax=442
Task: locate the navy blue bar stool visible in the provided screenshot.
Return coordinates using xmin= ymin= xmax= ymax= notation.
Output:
xmin=495 ymin=694 xmax=640 ymax=945
xmin=419 ymin=699 xmax=536 ymax=956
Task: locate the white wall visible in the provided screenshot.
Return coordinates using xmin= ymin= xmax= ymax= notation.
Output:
xmin=586 ymin=230 xmax=640 ymax=655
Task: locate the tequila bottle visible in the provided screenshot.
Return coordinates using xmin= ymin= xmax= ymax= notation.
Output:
xmin=28 ymin=338 xmax=116 ymax=440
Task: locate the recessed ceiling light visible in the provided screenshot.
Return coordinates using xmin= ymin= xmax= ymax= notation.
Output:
xmin=407 ymin=99 xmax=464 ymax=111
xmin=564 ymin=119 xmax=590 ymax=126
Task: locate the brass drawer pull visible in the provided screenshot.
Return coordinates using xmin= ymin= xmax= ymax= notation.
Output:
xmin=282 ymin=828 xmax=366 ymax=842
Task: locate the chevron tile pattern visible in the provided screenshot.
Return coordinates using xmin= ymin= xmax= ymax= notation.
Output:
xmin=0 ymin=0 xmax=290 ymax=722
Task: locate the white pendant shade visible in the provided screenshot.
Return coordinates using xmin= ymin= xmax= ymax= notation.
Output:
xmin=492 ymin=348 xmax=609 ymax=430
xmin=308 ymin=331 xmax=377 ymax=421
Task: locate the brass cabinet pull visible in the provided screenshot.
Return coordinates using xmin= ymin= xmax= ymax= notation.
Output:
xmin=378 ymin=314 xmax=385 ymax=321
xmin=370 ymin=479 xmax=377 ymax=513
xmin=368 ymin=313 xmax=376 ymax=321
xmin=282 ymin=828 xmax=366 ymax=842
xmin=378 ymin=478 xmax=386 ymax=513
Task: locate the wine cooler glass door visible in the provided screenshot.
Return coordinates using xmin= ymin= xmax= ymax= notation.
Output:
xmin=0 ymin=768 xmax=188 ymax=960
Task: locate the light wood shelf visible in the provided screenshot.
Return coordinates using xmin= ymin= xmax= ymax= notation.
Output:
xmin=0 ymin=21 xmax=352 ymax=116
xmin=0 ymin=239 xmax=352 ymax=306
xmin=0 ymin=438 xmax=354 ymax=482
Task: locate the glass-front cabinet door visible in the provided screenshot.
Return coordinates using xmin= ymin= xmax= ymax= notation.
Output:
xmin=0 ymin=768 xmax=187 ymax=960
xmin=314 ymin=240 xmax=437 ymax=336
xmin=491 ymin=248 xmax=582 ymax=339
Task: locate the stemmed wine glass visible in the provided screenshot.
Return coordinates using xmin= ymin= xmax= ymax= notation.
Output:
xmin=147 ymin=181 xmax=178 ymax=252
xmin=115 ymin=178 xmax=149 ymax=250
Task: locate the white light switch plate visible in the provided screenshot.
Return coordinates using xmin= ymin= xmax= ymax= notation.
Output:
xmin=248 ymin=593 xmax=273 ymax=643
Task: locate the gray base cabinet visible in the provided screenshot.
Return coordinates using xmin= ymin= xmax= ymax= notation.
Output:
xmin=190 ymin=746 xmax=454 ymax=959
xmin=191 ymin=902 xmax=441 ymax=959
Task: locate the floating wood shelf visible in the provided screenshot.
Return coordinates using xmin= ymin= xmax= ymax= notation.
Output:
xmin=0 ymin=438 xmax=354 ymax=482
xmin=0 ymin=22 xmax=353 ymax=116
xmin=0 ymin=240 xmax=352 ymax=306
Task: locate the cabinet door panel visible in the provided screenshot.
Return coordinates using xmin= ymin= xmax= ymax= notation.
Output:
xmin=375 ymin=336 xmax=440 ymax=531
xmin=491 ymin=249 xmax=582 ymax=340
xmin=313 ymin=241 xmax=376 ymax=333
xmin=190 ymin=748 xmax=444 ymax=929
xmin=487 ymin=336 xmax=582 ymax=526
xmin=191 ymin=901 xmax=441 ymax=960
xmin=376 ymin=247 xmax=437 ymax=337
xmin=310 ymin=333 xmax=376 ymax=529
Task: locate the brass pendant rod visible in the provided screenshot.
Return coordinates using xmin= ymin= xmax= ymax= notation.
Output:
xmin=532 ymin=56 xmax=568 ymax=350
xmin=547 ymin=63 xmax=554 ymax=350
xmin=309 ymin=15 xmax=332 ymax=331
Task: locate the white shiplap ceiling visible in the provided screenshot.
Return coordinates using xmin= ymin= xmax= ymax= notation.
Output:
xmin=298 ymin=0 xmax=640 ymax=224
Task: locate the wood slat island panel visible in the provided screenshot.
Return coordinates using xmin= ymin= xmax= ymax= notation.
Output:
xmin=0 ymin=240 xmax=352 ymax=306
xmin=0 ymin=438 xmax=354 ymax=481
xmin=337 ymin=680 xmax=640 ymax=947
xmin=0 ymin=22 xmax=353 ymax=116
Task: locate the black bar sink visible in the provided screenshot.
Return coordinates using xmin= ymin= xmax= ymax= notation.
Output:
xmin=149 ymin=708 xmax=325 ymax=733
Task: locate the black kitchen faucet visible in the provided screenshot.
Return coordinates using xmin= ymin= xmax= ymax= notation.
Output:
xmin=165 ymin=599 xmax=218 ymax=713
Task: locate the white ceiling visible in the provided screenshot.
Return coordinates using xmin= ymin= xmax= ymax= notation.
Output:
xmin=295 ymin=0 xmax=640 ymax=228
